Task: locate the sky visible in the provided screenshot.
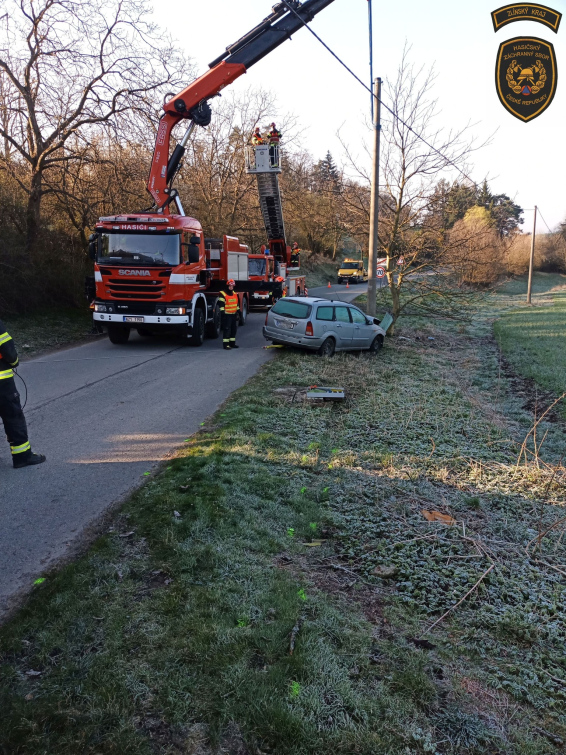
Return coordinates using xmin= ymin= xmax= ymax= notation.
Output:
xmin=154 ymin=0 xmax=565 ymax=232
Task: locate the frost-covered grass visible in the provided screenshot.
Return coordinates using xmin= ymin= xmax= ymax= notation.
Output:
xmin=494 ymin=273 xmax=566 ymax=416
xmin=1 ymin=279 xmax=566 ymax=754
xmin=4 ymin=307 xmax=95 ymax=358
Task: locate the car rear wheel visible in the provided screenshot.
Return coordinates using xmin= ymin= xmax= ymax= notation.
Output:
xmin=318 ymin=337 xmax=335 ymax=358
xmin=368 ymin=335 xmax=383 ymax=354
xmin=108 ymin=325 xmax=130 ymax=344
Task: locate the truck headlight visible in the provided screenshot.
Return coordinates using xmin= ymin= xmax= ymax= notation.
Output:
xmin=94 ymin=304 xmax=107 ymax=312
xmin=166 ymin=307 xmax=186 ymax=315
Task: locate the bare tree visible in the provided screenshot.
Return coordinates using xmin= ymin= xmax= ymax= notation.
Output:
xmin=341 ymin=49 xmax=488 ymax=324
xmin=178 ymin=88 xmax=300 ymax=249
xmin=0 ymin=0 xmax=191 ymax=250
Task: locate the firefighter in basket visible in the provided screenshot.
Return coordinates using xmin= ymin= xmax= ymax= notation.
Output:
xmin=290 ymin=242 xmax=301 ymax=267
xmin=251 ymin=127 xmax=264 ymax=146
xmin=267 ymin=122 xmax=281 ymax=166
xmin=0 ymin=318 xmax=46 ymax=468
xmin=219 ymin=280 xmax=240 ymax=350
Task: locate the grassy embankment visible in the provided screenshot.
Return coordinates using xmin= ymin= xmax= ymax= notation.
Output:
xmin=4 ymin=308 xmax=95 ymax=358
xmin=1 ymin=275 xmax=566 ymax=754
xmin=301 ymin=249 xmax=352 ymax=289
xmin=493 ymin=273 xmax=566 ymax=417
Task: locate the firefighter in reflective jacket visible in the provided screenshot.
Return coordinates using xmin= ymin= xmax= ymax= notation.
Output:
xmin=0 ymin=319 xmax=46 ymax=468
xmin=267 ymin=123 xmax=281 ymax=144
xmin=251 ymin=127 xmax=264 ymax=146
xmin=267 ymin=122 xmax=281 ymax=166
xmin=219 ymin=280 xmax=240 ymax=350
xmin=290 ymin=242 xmax=301 ymax=267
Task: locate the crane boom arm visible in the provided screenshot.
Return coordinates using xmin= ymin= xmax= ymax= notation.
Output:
xmin=147 ymin=0 xmax=336 ymax=211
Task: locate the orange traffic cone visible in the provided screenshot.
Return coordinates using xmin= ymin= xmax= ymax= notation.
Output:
xmin=327 ymin=281 xmax=331 ymax=288
xmin=346 ymin=280 xmax=350 ymax=289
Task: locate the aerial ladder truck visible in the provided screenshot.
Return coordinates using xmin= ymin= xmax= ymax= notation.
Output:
xmin=246 ymin=142 xmax=306 ymax=304
xmin=89 ymin=0 xmax=335 ymax=345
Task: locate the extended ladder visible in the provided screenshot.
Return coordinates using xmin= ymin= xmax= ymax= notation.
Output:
xmin=245 ymin=145 xmax=285 ymax=245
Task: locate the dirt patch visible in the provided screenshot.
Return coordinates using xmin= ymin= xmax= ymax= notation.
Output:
xmin=136 ymin=720 xmax=251 ymax=755
xmin=272 ymin=386 xmax=309 ymax=403
xmin=500 ymin=354 xmax=565 ymax=423
xmin=274 ymin=549 xmax=386 ymax=626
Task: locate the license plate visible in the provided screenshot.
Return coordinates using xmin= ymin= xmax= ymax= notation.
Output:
xmin=274 ymin=319 xmax=295 ymax=330
xmin=124 ymin=316 xmax=144 ymax=323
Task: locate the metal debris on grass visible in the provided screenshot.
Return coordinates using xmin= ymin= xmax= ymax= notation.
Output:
xmin=307 ymin=385 xmax=345 ymax=401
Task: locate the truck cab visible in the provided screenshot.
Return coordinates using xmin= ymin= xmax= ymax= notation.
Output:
xmin=90 ymin=214 xmax=249 ymax=345
xmin=338 ymin=259 xmax=368 ymax=284
xmin=247 ymin=253 xmax=281 ymax=306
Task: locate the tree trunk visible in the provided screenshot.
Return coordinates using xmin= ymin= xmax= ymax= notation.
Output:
xmin=387 ymin=270 xmax=401 ymax=335
xmin=26 ymin=169 xmax=43 ymax=252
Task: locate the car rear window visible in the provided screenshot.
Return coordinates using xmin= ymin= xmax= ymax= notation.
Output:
xmin=316 ymin=306 xmax=334 ymax=321
xmin=271 ymin=299 xmax=311 ymax=319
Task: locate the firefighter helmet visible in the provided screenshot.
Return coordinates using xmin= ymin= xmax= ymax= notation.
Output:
xmin=227 ymin=279 xmax=235 ymax=286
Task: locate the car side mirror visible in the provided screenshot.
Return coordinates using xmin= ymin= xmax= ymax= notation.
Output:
xmin=88 ymin=233 xmax=98 ymax=261
xmin=374 ymin=318 xmax=381 ymax=325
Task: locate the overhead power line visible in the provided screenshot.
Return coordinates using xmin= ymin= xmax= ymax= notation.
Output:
xmin=536 ymin=208 xmax=554 ymax=234
xmin=279 ymin=0 xmax=478 ymax=186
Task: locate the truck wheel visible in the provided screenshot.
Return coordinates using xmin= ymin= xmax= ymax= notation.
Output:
xmin=205 ymin=301 xmax=221 ymax=339
xmin=189 ymin=307 xmax=205 ymax=346
xmin=239 ymin=297 xmax=248 ymax=326
xmin=108 ymin=325 xmax=130 ymax=344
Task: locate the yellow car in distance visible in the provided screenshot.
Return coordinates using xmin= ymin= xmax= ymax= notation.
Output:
xmin=338 ymin=258 xmax=368 ymax=284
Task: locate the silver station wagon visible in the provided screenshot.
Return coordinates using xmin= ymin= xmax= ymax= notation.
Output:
xmin=263 ymin=297 xmax=387 ymax=356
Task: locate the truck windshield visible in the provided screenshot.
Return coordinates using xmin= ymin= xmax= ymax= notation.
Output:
xmin=99 ymin=232 xmax=180 ymax=266
xmin=341 ymin=263 xmax=361 ymax=270
xmin=249 ymin=258 xmax=266 ymax=276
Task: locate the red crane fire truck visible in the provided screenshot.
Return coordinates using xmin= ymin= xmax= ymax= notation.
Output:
xmin=89 ymin=0 xmax=334 ymax=345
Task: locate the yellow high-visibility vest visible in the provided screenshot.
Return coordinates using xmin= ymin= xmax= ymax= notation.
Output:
xmin=220 ymin=291 xmax=239 ymax=314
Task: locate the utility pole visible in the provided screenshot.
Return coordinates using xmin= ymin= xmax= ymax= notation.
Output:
xmin=367 ymin=77 xmax=381 ymax=317
xmin=368 ymin=0 xmax=374 ymax=122
xmin=526 ymin=206 xmax=537 ymax=304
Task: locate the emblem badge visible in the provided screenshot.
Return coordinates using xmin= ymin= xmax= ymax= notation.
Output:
xmin=495 ymin=36 xmax=558 ymax=121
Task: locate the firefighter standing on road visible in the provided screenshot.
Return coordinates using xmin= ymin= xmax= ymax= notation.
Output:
xmin=290 ymin=242 xmax=301 ymax=267
xmin=219 ymin=280 xmax=240 ymax=350
xmin=0 ymin=319 xmax=46 ymax=468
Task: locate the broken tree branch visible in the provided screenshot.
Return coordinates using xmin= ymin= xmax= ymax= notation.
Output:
xmin=419 ymin=564 xmax=495 ymax=637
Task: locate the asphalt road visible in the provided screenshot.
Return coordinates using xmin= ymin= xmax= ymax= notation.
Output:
xmin=0 ymin=314 xmax=272 ymax=620
xmin=309 ymin=278 xmax=387 ymax=302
